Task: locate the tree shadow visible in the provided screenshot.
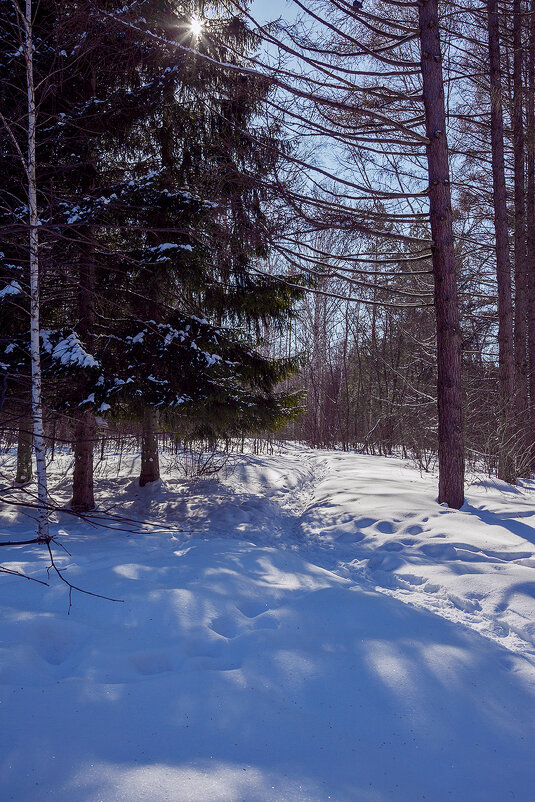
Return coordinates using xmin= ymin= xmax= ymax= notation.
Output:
xmin=463 ymin=502 xmax=535 ymax=547
xmin=2 ymin=545 xmax=535 ymax=801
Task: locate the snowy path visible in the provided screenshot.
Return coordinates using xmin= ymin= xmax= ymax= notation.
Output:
xmin=1 ymin=445 xmax=535 ymax=800
xmin=182 ymin=444 xmax=535 ymax=661
xmin=286 ymin=449 xmax=535 ymax=661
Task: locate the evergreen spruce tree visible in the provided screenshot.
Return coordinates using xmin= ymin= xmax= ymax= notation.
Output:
xmin=1 ymin=0 xmax=304 ymax=509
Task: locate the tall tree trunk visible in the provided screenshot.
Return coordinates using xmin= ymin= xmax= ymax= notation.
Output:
xmin=487 ymin=0 xmax=516 ymax=483
xmin=140 ymin=406 xmax=160 ymax=486
xmin=513 ymin=0 xmax=529 ymax=452
xmin=136 ymin=90 xmax=174 ymax=488
xmin=71 ymin=60 xmax=99 ymax=511
xmin=526 ymin=0 xmax=535 ymax=466
xmin=418 ymin=0 xmax=464 ymax=508
xmin=23 ymin=0 xmax=49 ymax=539
xmin=72 ymin=408 xmax=96 ymax=511
xmin=15 ymin=410 xmax=33 ymax=485
xmin=72 ymin=238 xmax=96 ymax=511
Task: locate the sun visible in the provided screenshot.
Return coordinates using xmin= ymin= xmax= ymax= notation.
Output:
xmin=190 ymin=17 xmax=202 ymax=37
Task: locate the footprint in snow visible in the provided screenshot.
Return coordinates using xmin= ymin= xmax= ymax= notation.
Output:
xmin=336 ymin=531 xmax=365 ymax=544
xmin=405 ymin=524 xmax=424 ymax=536
xmin=382 ymin=541 xmax=404 ymax=552
xmin=209 ymin=615 xmax=241 ymax=639
xmin=376 ymin=521 xmax=395 ymax=534
xmin=209 ymin=609 xmax=280 ymax=644
xmin=254 ymin=613 xmax=279 ymax=630
xmin=396 ymin=573 xmax=427 ymax=587
xmin=183 ymin=655 xmax=242 ymax=672
xmin=25 ymin=620 xmax=79 ymax=667
xmin=420 ymin=543 xmax=458 ymax=560
xmin=237 ymin=599 xmax=270 ymax=618
xmin=367 ymin=552 xmax=405 ymax=572
xmin=355 ymin=517 xmax=376 ymax=529
xmin=130 ymin=651 xmax=173 ymax=676
xmin=447 ymin=593 xmax=482 ymax=613
xmin=499 ymin=655 xmax=520 ymax=672
xmin=491 ymin=621 xmax=510 ymax=638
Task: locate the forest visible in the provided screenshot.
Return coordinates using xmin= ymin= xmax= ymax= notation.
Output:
xmin=2 ymin=1 xmax=535 ymax=800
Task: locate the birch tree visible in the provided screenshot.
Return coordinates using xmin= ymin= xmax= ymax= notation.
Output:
xmin=0 ymin=0 xmax=50 ymax=539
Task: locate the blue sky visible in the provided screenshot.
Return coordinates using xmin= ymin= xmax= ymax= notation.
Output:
xmin=250 ymin=0 xmax=295 ymax=25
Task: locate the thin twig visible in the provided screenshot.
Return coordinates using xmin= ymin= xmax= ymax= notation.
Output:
xmin=0 ymin=536 xmax=44 ymax=546
xmin=43 ymin=539 xmax=123 ymax=615
xmin=0 ymin=564 xmax=49 ymax=586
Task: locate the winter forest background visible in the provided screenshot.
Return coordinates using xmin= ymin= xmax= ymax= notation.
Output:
xmin=6 ymin=0 xmax=535 ymax=514
xmin=3 ymin=1 xmax=535 ymax=800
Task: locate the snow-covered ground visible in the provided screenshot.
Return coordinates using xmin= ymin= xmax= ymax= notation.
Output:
xmin=2 ymin=443 xmax=535 ymax=801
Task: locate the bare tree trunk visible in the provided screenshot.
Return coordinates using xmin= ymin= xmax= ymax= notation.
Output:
xmin=71 ymin=232 xmax=96 ymax=508
xmin=418 ymin=0 xmax=464 ymax=508
xmin=526 ymin=0 xmax=535 ymax=466
xmin=140 ymin=406 xmax=160 ymax=486
xmin=72 ymin=408 xmax=96 ymax=512
xmin=513 ymin=0 xmax=529 ymax=446
xmin=22 ymin=0 xmax=49 ymax=538
xmin=487 ymin=0 xmax=516 ymax=483
xmin=15 ymin=411 xmax=33 ymax=485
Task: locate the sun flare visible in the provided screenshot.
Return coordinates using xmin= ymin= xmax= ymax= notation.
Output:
xmin=190 ymin=17 xmax=202 ymax=37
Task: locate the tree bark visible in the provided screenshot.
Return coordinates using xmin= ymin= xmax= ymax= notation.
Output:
xmin=15 ymin=411 xmax=33 ymax=485
xmin=71 ymin=408 xmax=96 ymax=512
xmin=23 ymin=0 xmax=49 ymax=539
xmin=487 ymin=0 xmax=516 ymax=483
xmin=140 ymin=406 xmax=160 ymax=486
xmin=513 ymin=0 xmax=529 ymax=445
xmin=71 ymin=224 xmax=96 ymax=507
xmin=418 ymin=0 xmax=464 ymax=508
xmin=526 ymin=0 xmax=535 ymax=466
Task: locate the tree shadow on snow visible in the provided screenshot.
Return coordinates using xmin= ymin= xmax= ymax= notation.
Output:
xmin=2 ymin=559 xmax=535 ymax=802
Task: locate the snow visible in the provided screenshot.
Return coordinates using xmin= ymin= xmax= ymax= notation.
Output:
xmin=51 ymin=332 xmax=99 ymax=369
xmin=1 ymin=444 xmax=535 ymax=800
xmin=67 ymin=207 xmax=83 ymax=224
xmin=150 ymin=242 xmax=193 ymax=261
xmin=0 ymin=280 xmax=22 ymax=299
xmin=203 ymin=351 xmax=222 ymax=366
xmin=150 ymin=243 xmax=180 ymax=252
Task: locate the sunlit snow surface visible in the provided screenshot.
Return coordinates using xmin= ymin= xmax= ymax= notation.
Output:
xmin=1 ymin=444 xmax=535 ymax=800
